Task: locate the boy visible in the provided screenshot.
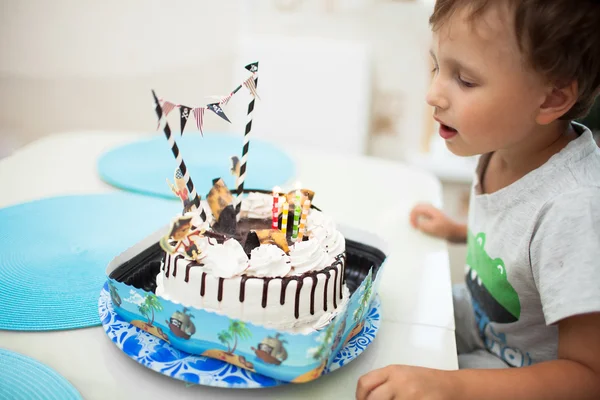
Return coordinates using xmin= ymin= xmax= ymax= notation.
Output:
xmin=356 ymin=1 xmax=600 ymax=399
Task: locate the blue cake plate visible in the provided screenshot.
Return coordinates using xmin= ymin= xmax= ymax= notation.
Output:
xmin=99 ymin=282 xmax=380 ymax=388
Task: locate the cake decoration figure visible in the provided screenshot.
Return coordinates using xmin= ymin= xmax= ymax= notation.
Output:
xmin=160 ymin=215 xmax=205 ymax=261
xmin=167 ymin=168 xmax=192 ymax=214
xmin=230 ymin=155 xmax=241 ymax=178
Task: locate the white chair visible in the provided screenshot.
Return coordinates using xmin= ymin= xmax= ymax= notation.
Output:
xmin=229 ymin=34 xmax=372 ymax=156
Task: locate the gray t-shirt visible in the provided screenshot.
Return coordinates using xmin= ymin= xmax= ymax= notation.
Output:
xmin=465 ymin=123 xmax=600 ymax=367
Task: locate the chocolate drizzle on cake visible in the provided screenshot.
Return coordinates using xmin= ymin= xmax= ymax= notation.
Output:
xmin=323 ymin=270 xmax=330 ymax=311
xmin=200 ymin=272 xmax=207 ymax=296
xmin=309 ymin=275 xmax=318 ymax=315
xmin=165 ymin=253 xmax=171 ymax=277
xmin=262 ymin=278 xmax=272 ymax=308
xmin=172 ymin=254 xmax=184 ymax=278
xmin=332 ymin=267 xmax=338 ymax=309
xmin=280 ymin=279 xmax=291 ymax=305
xmin=294 ymin=278 xmax=304 ymax=318
xmin=185 ymin=262 xmax=204 ymax=283
xmin=239 ymin=276 xmax=249 ymax=302
xmin=217 ymin=278 xmax=225 ymax=302
xmin=172 ymin=251 xmax=347 ymax=321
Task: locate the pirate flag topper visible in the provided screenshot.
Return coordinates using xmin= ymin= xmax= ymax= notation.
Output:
xmin=207 ymin=103 xmax=231 ymax=123
xmin=180 ymin=105 xmax=192 ymax=134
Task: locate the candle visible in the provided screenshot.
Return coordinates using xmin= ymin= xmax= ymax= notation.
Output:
xmin=272 ymin=186 xmax=281 ymax=230
xmin=296 ymin=199 xmax=311 ymax=242
xmin=292 ymin=190 xmax=302 ymax=240
xmin=281 ymin=202 xmax=289 ymax=234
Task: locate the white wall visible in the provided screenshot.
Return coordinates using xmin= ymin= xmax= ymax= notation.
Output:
xmin=0 ymin=0 xmax=434 ymax=161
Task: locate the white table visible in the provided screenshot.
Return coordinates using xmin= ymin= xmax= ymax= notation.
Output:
xmin=0 ymin=132 xmax=457 ymax=399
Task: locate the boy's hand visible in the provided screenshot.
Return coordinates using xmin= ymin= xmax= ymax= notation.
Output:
xmin=356 ymin=365 xmax=455 ymax=400
xmin=409 ymin=204 xmax=466 ymax=243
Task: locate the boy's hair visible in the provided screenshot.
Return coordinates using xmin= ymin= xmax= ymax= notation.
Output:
xmin=430 ymin=0 xmax=600 ymax=120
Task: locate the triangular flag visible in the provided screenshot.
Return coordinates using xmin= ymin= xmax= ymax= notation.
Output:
xmin=243 ymin=76 xmax=260 ymax=100
xmin=162 ymin=101 xmax=176 ymax=118
xmin=193 ymin=107 xmax=205 ymax=136
xmin=207 ymin=103 xmax=231 ymax=123
xmin=180 ymin=105 xmax=191 ymax=134
xmin=245 ymin=62 xmax=259 ymax=73
xmin=157 ymin=100 xmax=176 ymax=130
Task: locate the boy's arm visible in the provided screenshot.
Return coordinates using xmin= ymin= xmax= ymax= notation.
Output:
xmin=448 ymin=223 xmax=467 ymax=244
xmin=453 ymin=312 xmax=600 ymax=400
xmin=356 ymin=313 xmax=600 ymax=400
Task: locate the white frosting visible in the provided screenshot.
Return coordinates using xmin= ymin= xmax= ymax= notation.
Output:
xmin=312 ymin=286 xmax=351 ymax=331
xmin=306 ymin=210 xmax=345 ymax=260
xmin=288 ymin=239 xmax=329 ymax=275
xmin=241 ymin=192 xmax=274 ymax=219
xmin=156 ymin=203 xmax=350 ymax=332
xmin=200 ymin=239 xmax=249 ymax=278
xmin=156 ymin=253 xmax=349 ymax=333
xmin=246 ymin=244 xmax=291 ymax=277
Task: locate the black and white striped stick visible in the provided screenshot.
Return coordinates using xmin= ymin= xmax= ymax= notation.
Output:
xmin=234 ymin=62 xmax=259 ymax=221
xmin=152 ymin=89 xmax=206 ymax=222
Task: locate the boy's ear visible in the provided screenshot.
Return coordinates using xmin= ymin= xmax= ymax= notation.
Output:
xmin=536 ymin=81 xmax=578 ymax=124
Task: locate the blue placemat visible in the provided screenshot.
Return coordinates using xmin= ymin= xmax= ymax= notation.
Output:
xmin=97 ymin=133 xmax=296 ymax=199
xmin=0 ymin=194 xmax=180 ymax=331
xmin=0 ymin=348 xmax=82 ymax=399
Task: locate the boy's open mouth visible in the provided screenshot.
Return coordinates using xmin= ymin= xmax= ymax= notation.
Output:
xmin=442 ymin=124 xmax=457 ymax=132
xmin=439 ymin=123 xmax=458 ymax=139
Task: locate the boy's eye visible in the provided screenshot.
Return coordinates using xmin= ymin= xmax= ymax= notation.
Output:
xmin=458 ymin=76 xmax=476 ymax=88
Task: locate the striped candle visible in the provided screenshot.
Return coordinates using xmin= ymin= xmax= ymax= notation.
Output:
xmin=152 ymin=90 xmax=206 ymax=222
xmin=234 ymin=62 xmax=260 ymax=221
xmin=291 ymin=190 xmax=302 ymax=240
xmin=296 ymin=199 xmax=311 ymax=242
xmin=271 ymin=186 xmax=280 ymax=230
xmin=281 ymin=202 xmax=289 ymax=235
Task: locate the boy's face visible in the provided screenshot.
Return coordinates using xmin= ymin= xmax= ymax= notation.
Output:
xmin=427 ymin=4 xmax=549 ymax=157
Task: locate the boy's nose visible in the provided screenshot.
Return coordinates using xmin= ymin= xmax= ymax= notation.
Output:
xmin=426 ymin=79 xmax=449 ymax=110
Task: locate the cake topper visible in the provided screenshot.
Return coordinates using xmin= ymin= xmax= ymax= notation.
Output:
xmin=167 ymin=168 xmax=192 ymax=214
xmin=254 ymin=229 xmax=290 ymax=254
xmin=207 ymin=178 xmax=237 ymax=235
xmin=152 ymin=89 xmax=206 ymax=223
xmin=230 ymin=156 xmax=241 ymax=177
xmin=160 ymin=215 xmax=205 ymax=261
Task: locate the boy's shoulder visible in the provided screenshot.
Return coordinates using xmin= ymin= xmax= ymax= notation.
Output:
xmin=471 ymin=123 xmax=599 ymax=221
xmin=540 ymin=124 xmax=600 ymax=199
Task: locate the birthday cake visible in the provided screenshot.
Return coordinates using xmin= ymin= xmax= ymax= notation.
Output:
xmin=155 ymin=185 xmax=348 ymax=333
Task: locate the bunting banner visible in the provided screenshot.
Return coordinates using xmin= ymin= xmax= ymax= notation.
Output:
xmin=156 ymin=61 xmax=259 ymax=135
